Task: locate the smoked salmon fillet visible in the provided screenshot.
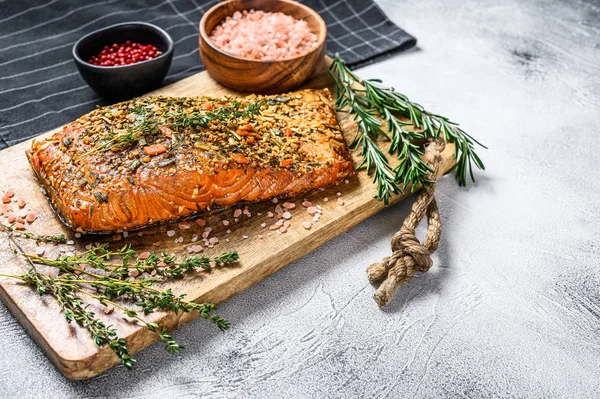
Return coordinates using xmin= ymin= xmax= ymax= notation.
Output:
xmin=26 ymin=89 xmax=355 ymax=233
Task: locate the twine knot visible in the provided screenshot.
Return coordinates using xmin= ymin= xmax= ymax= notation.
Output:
xmin=367 ymin=139 xmax=445 ymax=307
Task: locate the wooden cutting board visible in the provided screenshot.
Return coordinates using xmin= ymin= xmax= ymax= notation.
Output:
xmin=0 ymin=58 xmax=456 ymax=379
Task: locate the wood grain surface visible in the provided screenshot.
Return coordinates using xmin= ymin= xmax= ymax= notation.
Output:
xmin=0 ymin=58 xmax=455 ymax=379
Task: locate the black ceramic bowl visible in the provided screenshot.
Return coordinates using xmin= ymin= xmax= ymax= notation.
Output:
xmin=73 ymin=22 xmax=174 ymax=99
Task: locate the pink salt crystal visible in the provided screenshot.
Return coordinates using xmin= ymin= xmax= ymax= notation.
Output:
xmin=15 ymin=216 xmax=25 ymax=224
xmin=123 ymin=231 xmax=129 ymax=238
xmin=260 ymin=223 xmax=266 ymax=228
xmin=187 ymin=246 xmax=196 ymax=254
xmin=103 ymin=306 xmax=115 ymax=315
xmin=66 ymin=240 xmax=75 ymax=245
xmin=271 ymin=198 xmax=278 ymax=203
xmin=243 ymin=235 xmax=249 ymax=239
xmin=19 ymin=208 xmax=28 ymax=218
xmin=158 ymin=261 xmax=167 ymax=267
xmin=202 ymin=231 xmax=210 ymax=239
xmin=301 ymin=201 xmax=312 ymax=208
xmin=269 ymin=224 xmax=280 ymax=230
xmin=151 ymin=270 xmax=157 ymax=276
xmin=204 ymin=226 xmax=212 ymax=233
xmin=226 ymin=229 xmax=231 ymax=234
xmin=279 ymin=226 xmax=287 ymax=233
xmin=323 ymin=197 xmax=329 ymax=202
xmin=25 ymin=211 xmax=37 ymax=223
xmin=283 ymin=202 xmax=296 ymax=209
xmin=209 ymin=237 xmax=219 ymax=245
xmin=7 ymin=213 xmax=16 ymax=223
xmin=234 ymin=218 xmax=239 ymax=222
xmin=316 ymin=205 xmax=322 ymax=211
xmin=179 ymin=221 xmax=191 ymax=230
xmin=75 ymin=232 xmax=82 ymax=238
xmin=243 ymin=206 xmax=249 ymax=215
xmin=313 ymin=214 xmax=320 ymax=222
xmin=257 ymin=212 xmax=262 ymax=216
xmin=233 ymin=209 xmax=242 ymax=218
xmin=1 ymin=196 xmax=10 ymax=204
xmin=137 ymin=232 xmax=144 ymax=237
xmin=282 ymin=211 xmax=292 ymax=220
xmin=336 ymin=192 xmax=342 ymax=197
xmin=14 ymin=222 xmax=25 ymax=230
xmin=275 ymin=205 xmax=283 ymax=214
xmin=191 ymin=234 xmax=199 ymax=242
xmin=302 ymin=221 xmax=312 ymax=230
xmin=276 ymin=219 xmax=284 ymax=226
xmin=344 ymin=179 xmax=350 ymax=184
xmin=337 ymin=198 xmax=345 ymax=206
xmin=129 ymin=269 xmax=140 ymax=278
xmin=223 ymin=220 xmax=230 ymax=226
xmin=5 ymin=189 xmax=14 ymax=198
xmin=196 ymin=218 xmax=206 ymax=226
xmin=153 ymin=242 xmax=161 ymax=247
xmin=267 ymin=212 xmax=274 ymax=218
xmin=139 ymin=252 xmax=151 ymax=260
xmin=226 ymin=238 xmax=230 ymax=243
xmin=307 ymin=206 xmax=318 ymax=215
xmin=167 ymin=230 xmax=176 ymax=237
xmin=258 ymin=234 xmax=263 ymax=239
xmin=16 ymin=197 xmax=26 ymax=208
xmin=283 ymin=220 xmax=291 ymax=228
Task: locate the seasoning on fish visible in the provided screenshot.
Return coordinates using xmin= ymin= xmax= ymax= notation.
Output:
xmin=27 ymin=89 xmax=354 ymax=233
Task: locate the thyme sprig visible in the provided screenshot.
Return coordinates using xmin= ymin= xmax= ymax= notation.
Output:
xmin=0 ymin=222 xmax=66 ymax=243
xmin=86 ymin=99 xmax=263 ymax=155
xmin=329 ymin=55 xmax=486 ymax=204
xmin=0 ymin=227 xmax=237 ymax=368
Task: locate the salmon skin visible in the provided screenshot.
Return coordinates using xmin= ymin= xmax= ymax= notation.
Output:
xmin=26 ymin=89 xmax=355 ymax=233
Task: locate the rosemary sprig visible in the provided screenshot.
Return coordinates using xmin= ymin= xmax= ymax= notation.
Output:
xmin=329 ymin=55 xmax=486 ymax=204
xmin=0 ymin=230 xmax=237 ymax=368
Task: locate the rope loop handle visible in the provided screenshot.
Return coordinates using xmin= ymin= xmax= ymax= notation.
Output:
xmin=367 ymin=138 xmax=445 ymax=307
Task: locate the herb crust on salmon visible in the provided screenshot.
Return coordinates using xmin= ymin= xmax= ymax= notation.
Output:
xmin=26 ymin=89 xmax=355 ymax=233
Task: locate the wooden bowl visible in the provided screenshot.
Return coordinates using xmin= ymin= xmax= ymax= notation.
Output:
xmin=199 ymin=0 xmax=326 ymax=94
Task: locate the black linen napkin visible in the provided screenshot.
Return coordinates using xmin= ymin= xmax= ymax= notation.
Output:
xmin=0 ymin=0 xmax=416 ymax=150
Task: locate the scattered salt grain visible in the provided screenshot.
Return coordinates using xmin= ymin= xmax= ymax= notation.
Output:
xmin=226 ymin=229 xmax=231 ymax=234
xmin=344 ymin=179 xmax=350 ymax=184
xmin=202 ymin=231 xmax=210 ymax=239
xmin=323 ymin=197 xmax=329 ymax=202
xmin=19 ymin=208 xmax=28 ymax=218
xmin=137 ymin=232 xmax=144 ymax=237
xmin=302 ymin=221 xmax=312 ymax=230
xmin=282 ymin=211 xmax=292 ymax=220
xmin=5 ymin=189 xmax=14 ymax=198
xmin=103 ymin=306 xmax=115 ymax=315
xmin=336 ymin=192 xmax=342 ymax=197
xmin=179 ymin=221 xmax=191 ymax=230
xmin=226 ymin=238 xmax=230 ymax=243
xmin=269 ymin=224 xmax=280 ymax=230
xmin=66 ymin=240 xmax=75 ymax=245
xmin=153 ymin=242 xmax=161 ymax=247
xmin=7 ymin=213 xmax=16 ymax=223
xmin=313 ymin=214 xmax=320 ymax=222
xmin=129 ymin=269 xmax=140 ymax=278
xmin=243 ymin=235 xmax=249 ymax=239
xmin=16 ymin=216 xmax=25 ymax=224
xmin=275 ymin=205 xmax=283 ymax=214
xmin=191 ymin=234 xmax=199 ymax=242
xmin=271 ymin=198 xmax=278 ymax=203
xmin=307 ymin=206 xmax=318 ymax=215
xmin=25 ymin=211 xmax=37 ymax=223
xmin=301 ymin=200 xmax=312 ymax=208
xmin=209 ymin=237 xmax=219 ymax=245
xmin=139 ymin=252 xmax=151 ymax=260
xmin=167 ymin=230 xmax=176 ymax=237
xmin=75 ymin=232 xmax=81 ymax=238
xmin=267 ymin=212 xmax=274 ymax=218
xmin=258 ymin=234 xmax=263 ymax=239
xmin=233 ymin=209 xmax=242 ymax=218
xmin=337 ymin=198 xmax=345 ymax=206
xmin=223 ymin=220 xmax=230 ymax=226
xmin=260 ymin=223 xmax=266 ymax=228
xmin=279 ymin=226 xmax=287 ymax=233
xmin=283 ymin=202 xmax=296 ymax=209
xmin=16 ymin=197 xmax=26 ymax=208
xmin=196 ymin=218 xmax=206 ymax=226
xmin=234 ymin=218 xmax=239 ymax=223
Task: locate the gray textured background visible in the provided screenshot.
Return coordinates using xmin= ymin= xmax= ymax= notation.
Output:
xmin=1 ymin=0 xmax=600 ymax=397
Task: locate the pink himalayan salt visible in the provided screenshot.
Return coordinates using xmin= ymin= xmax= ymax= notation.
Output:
xmin=210 ymin=10 xmax=318 ymax=61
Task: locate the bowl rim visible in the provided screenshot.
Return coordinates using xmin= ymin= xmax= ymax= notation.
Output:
xmin=199 ymin=0 xmax=327 ymax=64
xmin=72 ymin=21 xmax=174 ymax=70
